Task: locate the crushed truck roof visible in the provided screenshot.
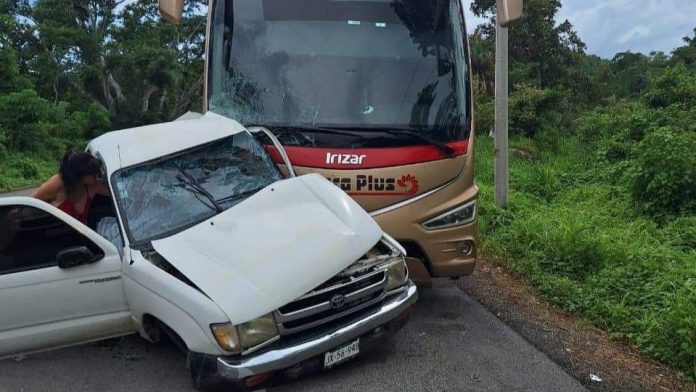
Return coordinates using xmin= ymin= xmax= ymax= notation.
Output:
xmin=87 ymin=112 xmax=245 ymax=175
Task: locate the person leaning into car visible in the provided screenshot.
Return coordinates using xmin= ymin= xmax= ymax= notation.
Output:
xmin=32 ymin=149 xmax=110 ymax=223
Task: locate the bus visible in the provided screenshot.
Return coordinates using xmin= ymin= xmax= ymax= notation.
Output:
xmin=158 ymin=0 xmax=521 ymax=285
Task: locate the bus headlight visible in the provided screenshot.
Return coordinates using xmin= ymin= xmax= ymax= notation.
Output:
xmin=421 ymin=200 xmax=476 ymax=230
xmin=382 ymin=259 xmax=408 ymax=291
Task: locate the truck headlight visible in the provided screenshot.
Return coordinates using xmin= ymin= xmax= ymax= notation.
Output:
xmin=210 ymin=323 xmax=241 ymax=353
xmin=211 ymin=313 xmax=279 ymax=353
xmin=237 ymin=313 xmax=279 ymax=350
xmin=382 ymin=259 xmax=408 ymax=291
xmin=421 ymin=200 xmax=476 ymax=230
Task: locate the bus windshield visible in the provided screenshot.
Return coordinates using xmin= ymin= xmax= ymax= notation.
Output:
xmin=208 ymin=0 xmax=471 ymax=146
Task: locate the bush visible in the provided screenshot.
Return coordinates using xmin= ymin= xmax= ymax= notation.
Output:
xmin=68 ymin=104 xmax=112 ymax=139
xmin=0 ymin=89 xmax=64 ymax=153
xmin=576 ymin=100 xmax=651 ymax=143
xmin=645 ymin=64 xmax=696 ymax=108
xmin=0 ymin=154 xmax=56 ymax=192
xmin=476 ymin=136 xmax=696 ymax=378
xmin=662 ymin=216 xmax=696 ymax=251
xmin=0 ymin=130 xmax=7 ymax=161
xmin=510 ymin=84 xmax=566 ymax=137
xmin=10 ymin=156 xmax=40 ymax=178
xmin=632 ymin=128 xmax=696 ymax=217
xmin=474 ymin=95 xmax=494 ymax=136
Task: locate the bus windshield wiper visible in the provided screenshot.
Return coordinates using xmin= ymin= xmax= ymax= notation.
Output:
xmin=173 ymin=163 xmax=223 ymax=213
xmin=255 ymin=125 xmax=380 ymax=147
xmin=332 ymin=126 xmax=456 ymax=156
xmin=254 ymin=125 xmax=367 ymax=138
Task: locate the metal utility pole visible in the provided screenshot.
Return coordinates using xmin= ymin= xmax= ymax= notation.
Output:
xmin=494 ymin=14 xmax=509 ymax=207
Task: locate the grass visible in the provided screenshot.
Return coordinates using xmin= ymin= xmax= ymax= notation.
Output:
xmin=474 ymin=135 xmax=696 ymax=379
xmin=0 ymin=153 xmax=56 ymax=192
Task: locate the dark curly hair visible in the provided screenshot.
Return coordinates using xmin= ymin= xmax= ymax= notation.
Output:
xmin=59 ymin=149 xmax=100 ymax=193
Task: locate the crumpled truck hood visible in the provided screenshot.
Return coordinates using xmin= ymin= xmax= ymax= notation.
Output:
xmin=152 ymin=174 xmax=383 ymax=325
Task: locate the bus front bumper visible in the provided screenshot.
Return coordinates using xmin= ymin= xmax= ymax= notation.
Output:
xmin=372 ymin=184 xmax=479 ymax=282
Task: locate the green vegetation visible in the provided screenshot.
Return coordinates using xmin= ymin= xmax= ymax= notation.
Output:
xmin=1 ymin=0 xmax=694 ymax=379
xmin=0 ymin=0 xmax=205 ymax=190
xmin=472 ymin=0 xmax=696 ymax=378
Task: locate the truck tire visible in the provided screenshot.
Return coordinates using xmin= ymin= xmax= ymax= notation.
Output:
xmin=188 ymin=352 xmax=248 ymax=391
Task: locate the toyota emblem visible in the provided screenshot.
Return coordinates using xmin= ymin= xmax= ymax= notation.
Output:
xmin=330 ymin=294 xmax=346 ymax=309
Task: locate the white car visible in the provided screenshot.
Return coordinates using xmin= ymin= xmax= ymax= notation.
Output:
xmin=0 ymin=113 xmax=417 ymax=390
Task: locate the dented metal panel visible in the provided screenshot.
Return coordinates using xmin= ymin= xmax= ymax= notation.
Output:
xmin=88 ymin=112 xmax=244 ymax=175
xmin=152 ymin=174 xmax=383 ymax=325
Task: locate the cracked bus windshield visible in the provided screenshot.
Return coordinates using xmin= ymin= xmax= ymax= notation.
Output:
xmin=207 ymin=0 xmax=471 ymax=147
xmin=113 ymin=132 xmax=280 ymax=245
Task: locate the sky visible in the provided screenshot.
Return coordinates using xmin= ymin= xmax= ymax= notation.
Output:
xmin=462 ymin=0 xmax=696 ymax=59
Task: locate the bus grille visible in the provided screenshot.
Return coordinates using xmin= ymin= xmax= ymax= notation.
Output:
xmin=274 ymin=268 xmax=387 ymax=335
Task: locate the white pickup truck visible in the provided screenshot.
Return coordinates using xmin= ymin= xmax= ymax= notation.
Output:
xmin=0 ymin=113 xmax=417 ymax=390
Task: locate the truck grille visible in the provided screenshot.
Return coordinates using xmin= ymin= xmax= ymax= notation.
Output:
xmin=274 ymin=268 xmax=387 ymax=335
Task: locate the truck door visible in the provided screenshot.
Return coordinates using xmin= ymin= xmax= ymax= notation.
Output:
xmin=0 ymin=197 xmax=133 ymax=357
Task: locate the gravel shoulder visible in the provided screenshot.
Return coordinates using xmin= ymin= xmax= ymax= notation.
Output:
xmin=455 ymin=258 xmax=695 ymax=392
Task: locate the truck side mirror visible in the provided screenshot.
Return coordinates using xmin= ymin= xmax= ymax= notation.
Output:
xmin=496 ymin=0 xmax=523 ymax=27
xmin=57 ymin=246 xmax=97 ymax=269
xmin=158 ymin=0 xmax=184 ymax=25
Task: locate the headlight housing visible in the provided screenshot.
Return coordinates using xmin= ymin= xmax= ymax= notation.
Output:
xmin=210 ymin=313 xmax=279 ymax=353
xmin=237 ymin=313 xmax=279 ymax=350
xmin=210 ymin=322 xmax=241 ymax=352
xmin=381 ymin=258 xmax=408 ymax=291
xmin=421 ymin=200 xmax=476 ymax=230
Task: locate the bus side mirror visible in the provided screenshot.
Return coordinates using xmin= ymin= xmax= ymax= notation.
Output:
xmin=496 ymin=0 xmax=523 ymax=27
xmin=158 ymin=0 xmax=184 ymax=24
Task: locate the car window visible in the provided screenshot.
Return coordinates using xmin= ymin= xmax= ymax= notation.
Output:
xmin=0 ymin=205 xmax=104 ymax=275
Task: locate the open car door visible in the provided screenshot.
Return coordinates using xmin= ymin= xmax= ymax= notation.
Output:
xmin=0 ymin=197 xmax=133 ymax=358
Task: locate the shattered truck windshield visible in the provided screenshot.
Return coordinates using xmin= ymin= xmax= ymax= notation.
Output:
xmin=113 ymin=132 xmax=281 ymax=245
xmin=207 ymin=0 xmax=471 ymax=146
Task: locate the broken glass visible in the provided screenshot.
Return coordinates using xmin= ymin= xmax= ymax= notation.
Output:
xmin=206 ymin=0 xmax=471 ymax=144
xmin=113 ymin=132 xmax=281 ymax=245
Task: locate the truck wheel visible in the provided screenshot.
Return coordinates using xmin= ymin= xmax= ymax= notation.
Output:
xmin=190 ymin=369 xmax=250 ymax=391
xmin=188 ymin=352 xmax=248 ymax=391
xmin=190 ymin=366 xmax=219 ymax=391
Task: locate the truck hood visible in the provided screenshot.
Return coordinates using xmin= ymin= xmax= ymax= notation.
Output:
xmin=151 ymin=174 xmax=383 ymax=325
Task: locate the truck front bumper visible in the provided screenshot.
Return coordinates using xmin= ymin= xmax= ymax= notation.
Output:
xmin=209 ymin=281 xmax=417 ymax=381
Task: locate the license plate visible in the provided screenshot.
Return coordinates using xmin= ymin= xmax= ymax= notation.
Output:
xmin=324 ymin=339 xmax=360 ymax=368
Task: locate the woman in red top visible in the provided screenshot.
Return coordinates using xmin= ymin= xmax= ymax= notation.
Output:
xmin=32 ymin=150 xmax=110 ymax=223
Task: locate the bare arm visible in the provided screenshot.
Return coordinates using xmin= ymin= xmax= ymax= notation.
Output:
xmin=32 ymin=175 xmax=63 ymax=203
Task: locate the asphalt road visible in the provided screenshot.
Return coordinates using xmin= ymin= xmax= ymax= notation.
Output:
xmin=0 ymin=279 xmax=585 ymax=392
xmin=0 ymin=188 xmax=33 ymax=197
xmin=0 ymin=190 xmax=585 ymax=391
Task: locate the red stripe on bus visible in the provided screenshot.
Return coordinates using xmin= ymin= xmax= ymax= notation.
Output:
xmin=266 ymin=140 xmax=468 ymax=169
xmin=347 ymin=192 xmax=401 ymax=196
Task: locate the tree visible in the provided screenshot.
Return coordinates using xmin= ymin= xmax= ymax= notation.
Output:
xmin=0 ymin=0 xmax=207 ymax=165
xmin=0 ymin=15 xmax=31 ymax=94
xmin=108 ymin=0 xmax=206 ymax=126
xmin=0 ymin=89 xmax=64 ymax=152
xmin=671 ymin=28 xmax=696 ymax=67
xmin=470 ymin=30 xmax=495 ymax=95
xmin=470 ymin=0 xmax=586 ymax=88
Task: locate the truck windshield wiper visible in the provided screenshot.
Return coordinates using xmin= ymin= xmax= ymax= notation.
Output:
xmin=332 ymin=126 xmax=456 ymax=156
xmin=173 ymin=163 xmax=223 ymax=213
xmin=216 ymin=188 xmax=262 ymax=205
